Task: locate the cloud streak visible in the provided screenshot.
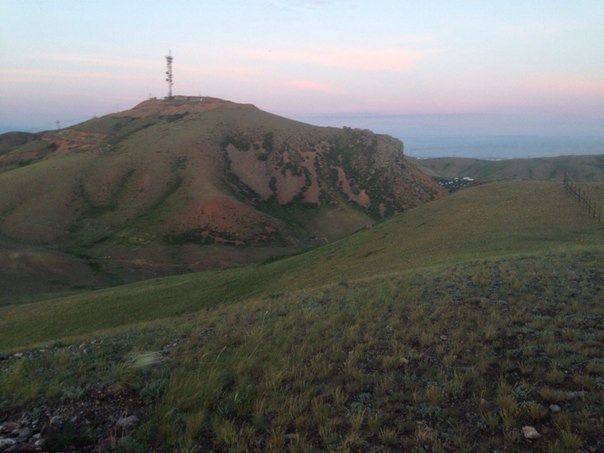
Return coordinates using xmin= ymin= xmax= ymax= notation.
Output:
xmin=0 ymin=67 xmax=155 ymax=86
xmin=287 ymin=79 xmax=338 ymax=93
xmin=32 ymin=53 xmax=158 ymax=71
xmin=242 ymin=46 xmax=440 ymax=71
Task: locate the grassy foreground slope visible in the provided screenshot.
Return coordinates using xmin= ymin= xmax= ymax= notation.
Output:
xmin=1 ymin=180 xmax=603 ymax=451
xmin=0 ymin=180 xmax=602 ymax=351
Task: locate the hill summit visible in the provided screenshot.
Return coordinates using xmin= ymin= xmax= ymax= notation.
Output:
xmin=0 ymin=96 xmax=442 ymax=297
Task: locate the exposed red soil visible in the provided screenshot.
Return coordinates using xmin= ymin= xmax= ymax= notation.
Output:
xmin=334 ymin=166 xmax=371 ymax=208
xmin=164 ymin=196 xmax=290 ymax=245
xmin=41 ymin=130 xmax=108 ymax=156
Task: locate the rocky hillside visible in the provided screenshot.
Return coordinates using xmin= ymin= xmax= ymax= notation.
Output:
xmin=0 ymin=96 xmax=442 ymax=299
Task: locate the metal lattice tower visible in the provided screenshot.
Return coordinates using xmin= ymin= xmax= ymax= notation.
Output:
xmin=165 ymin=50 xmax=174 ymax=99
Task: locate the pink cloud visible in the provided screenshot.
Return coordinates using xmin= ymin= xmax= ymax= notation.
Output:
xmin=243 ymin=47 xmax=439 ymax=71
xmin=287 ymin=79 xmax=337 ymax=93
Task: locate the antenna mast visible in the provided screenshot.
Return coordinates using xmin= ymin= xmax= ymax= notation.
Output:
xmin=165 ymin=50 xmax=174 ymax=99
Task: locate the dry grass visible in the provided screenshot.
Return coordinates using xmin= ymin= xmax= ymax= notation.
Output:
xmin=1 ymin=248 xmax=602 ymax=450
xmin=0 ymin=179 xmax=602 ymax=450
xmin=2 ymin=180 xmax=602 ymax=348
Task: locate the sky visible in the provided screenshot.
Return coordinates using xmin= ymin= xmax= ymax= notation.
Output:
xmin=1 ymin=0 xmax=604 ymax=156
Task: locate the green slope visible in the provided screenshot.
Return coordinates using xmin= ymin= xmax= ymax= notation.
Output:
xmin=1 ymin=180 xmax=603 ymax=451
xmin=0 ymin=99 xmax=441 ymax=298
xmin=414 ymin=154 xmax=604 ymax=181
xmin=1 ymin=180 xmax=602 ymax=351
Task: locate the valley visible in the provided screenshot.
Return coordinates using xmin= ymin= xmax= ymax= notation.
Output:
xmin=4 ymin=0 xmax=604 ymax=449
xmin=0 ymin=98 xmax=602 ymax=451
xmin=1 ymin=175 xmax=602 ymax=450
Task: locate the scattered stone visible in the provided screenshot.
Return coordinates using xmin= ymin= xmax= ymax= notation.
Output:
xmin=49 ymin=415 xmax=62 ymax=430
xmin=549 ymin=404 xmax=561 ymax=413
xmin=116 ymin=415 xmax=139 ymax=431
xmin=440 ymin=335 xmax=448 ymax=341
xmin=0 ymin=385 xmax=144 ymax=451
xmin=15 ymin=427 xmax=31 ymax=442
xmin=522 ymin=426 xmax=541 ymax=440
xmin=284 ymin=433 xmax=298 ymax=441
xmin=0 ymin=438 xmax=16 ymax=450
xmin=0 ymin=422 xmax=19 ymax=435
xmin=13 ymin=353 xmax=23 ymax=359
xmin=565 ymin=391 xmax=585 ymax=399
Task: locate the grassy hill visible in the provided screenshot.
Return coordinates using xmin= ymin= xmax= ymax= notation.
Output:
xmin=413 ymin=154 xmax=604 ymax=182
xmin=1 ymin=180 xmax=601 ymax=349
xmin=0 ymin=96 xmax=441 ymax=300
xmin=1 ymin=180 xmax=602 ymax=451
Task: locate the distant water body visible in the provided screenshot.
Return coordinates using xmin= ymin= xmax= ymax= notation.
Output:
xmin=297 ymin=112 xmax=604 ymax=159
xmin=403 ymin=135 xmax=604 ymax=159
xmin=4 ymin=112 xmax=603 ymax=160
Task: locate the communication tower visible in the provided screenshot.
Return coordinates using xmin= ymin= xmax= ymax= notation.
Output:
xmin=165 ymin=50 xmax=174 ymax=99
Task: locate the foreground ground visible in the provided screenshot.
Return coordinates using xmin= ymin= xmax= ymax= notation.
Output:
xmin=0 ymin=181 xmax=602 ymax=451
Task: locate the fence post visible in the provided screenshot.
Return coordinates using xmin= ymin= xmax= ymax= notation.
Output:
xmin=563 ymin=177 xmax=603 ymax=225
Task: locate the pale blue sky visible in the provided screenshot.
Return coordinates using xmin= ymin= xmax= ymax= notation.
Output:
xmin=2 ymin=0 xmax=603 ymax=145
